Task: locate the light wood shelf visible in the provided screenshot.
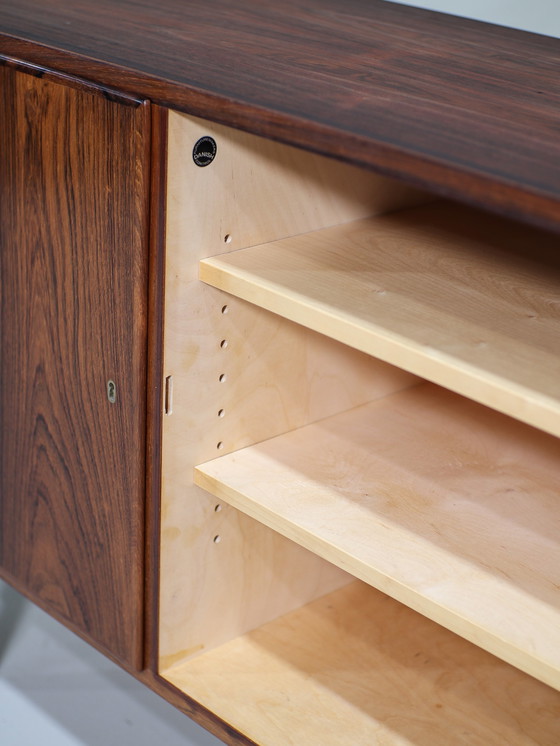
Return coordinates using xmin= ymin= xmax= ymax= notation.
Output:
xmin=195 ymin=383 xmax=560 ymax=691
xmin=200 ymin=201 xmax=560 ymax=438
xmin=165 ymin=581 xmax=560 ymax=746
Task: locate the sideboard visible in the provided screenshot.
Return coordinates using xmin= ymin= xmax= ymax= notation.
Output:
xmin=2 ymin=1 xmax=560 ymax=743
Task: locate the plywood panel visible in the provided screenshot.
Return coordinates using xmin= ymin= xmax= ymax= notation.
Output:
xmin=160 ymin=112 xmax=422 ymax=664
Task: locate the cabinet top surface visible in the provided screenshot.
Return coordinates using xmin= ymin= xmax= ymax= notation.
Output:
xmin=1 ymin=0 xmax=559 ymax=232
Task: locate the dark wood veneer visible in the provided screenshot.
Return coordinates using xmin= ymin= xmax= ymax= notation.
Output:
xmin=0 ymin=0 xmax=559 ymax=232
xmin=0 ymin=54 xmax=145 ymax=106
xmin=0 ymin=64 xmax=150 ymax=668
xmin=144 ymin=104 xmax=167 ymax=674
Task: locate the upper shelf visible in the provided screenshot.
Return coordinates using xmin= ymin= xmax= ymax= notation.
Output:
xmin=1 ymin=0 xmax=560 ymax=232
xmin=200 ymin=200 xmax=560 ymax=439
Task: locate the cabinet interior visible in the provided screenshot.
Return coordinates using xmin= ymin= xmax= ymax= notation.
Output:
xmin=159 ymin=110 xmax=560 ymax=743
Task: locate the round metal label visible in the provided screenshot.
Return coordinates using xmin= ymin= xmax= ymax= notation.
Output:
xmin=192 ymin=136 xmax=217 ymax=167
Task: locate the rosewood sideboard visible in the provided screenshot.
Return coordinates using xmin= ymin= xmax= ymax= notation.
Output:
xmin=1 ymin=1 xmax=560 ymax=743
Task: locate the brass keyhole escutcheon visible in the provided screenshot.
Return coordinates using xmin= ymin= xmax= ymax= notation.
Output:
xmin=107 ymin=379 xmax=116 ymax=404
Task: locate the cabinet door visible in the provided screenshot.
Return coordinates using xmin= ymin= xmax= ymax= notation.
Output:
xmin=0 ymin=64 xmax=150 ymax=668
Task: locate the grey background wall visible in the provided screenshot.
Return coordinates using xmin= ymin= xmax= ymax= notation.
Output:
xmin=388 ymin=0 xmax=560 ymax=36
xmin=1 ymin=2 xmax=558 ymax=745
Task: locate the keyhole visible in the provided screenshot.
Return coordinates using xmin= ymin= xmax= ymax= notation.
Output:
xmin=107 ymin=380 xmax=116 ymax=404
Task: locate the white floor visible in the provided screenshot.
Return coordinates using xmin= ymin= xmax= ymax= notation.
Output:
xmin=0 ymin=582 xmax=222 ymax=746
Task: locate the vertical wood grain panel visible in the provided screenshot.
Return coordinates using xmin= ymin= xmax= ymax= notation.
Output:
xmin=144 ymin=104 xmax=168 ymax=672
xmin=0 ymin=65 xmax=150 ymax=668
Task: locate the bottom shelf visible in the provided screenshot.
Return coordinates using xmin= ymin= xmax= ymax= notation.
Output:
xmin=163 ymin=581 xmax=560 ymax=746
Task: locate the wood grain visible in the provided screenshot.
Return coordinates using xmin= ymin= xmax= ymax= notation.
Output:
xmin=0 ymin=1 xmax=560 ymax=232
xmin=166 ymin=581 xmax=560 ymax=746
xmin=196 ymin=383 xmax=560 ymax=690
xmin=0 ymin=64 xmax=150 ymax=667
xmin=201 ymin=200 xmax=560 ymax=438
xmin=144 ymin=104 xmax=168 ymax=672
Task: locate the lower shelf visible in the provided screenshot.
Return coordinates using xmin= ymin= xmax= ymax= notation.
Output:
xmin=164 ymin=581 xmax=560 ymax=746
xmin=195 ymin=382 xmax=560 ymax=690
